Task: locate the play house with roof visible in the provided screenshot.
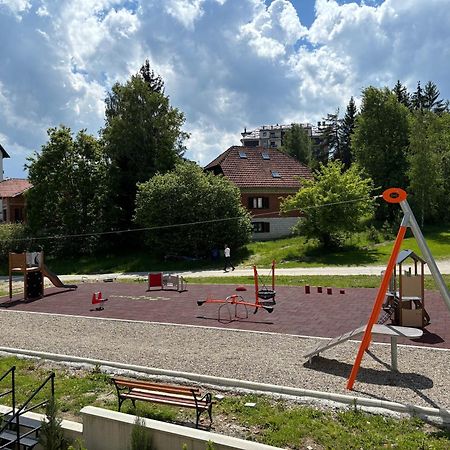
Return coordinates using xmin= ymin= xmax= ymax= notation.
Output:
xmin=205 ymin=146 xmax=312 ymax=239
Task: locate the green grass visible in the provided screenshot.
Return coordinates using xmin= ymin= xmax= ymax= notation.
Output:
xmin=1 ymin=224 xmax=450 ymax=276
xmin=1 ymin=357 xmax=449 ymax=449
xmin=188 ymin=274 xmax=450 ymax=290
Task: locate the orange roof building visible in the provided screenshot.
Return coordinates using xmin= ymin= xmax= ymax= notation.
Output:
xmin=0 ymin=178 xmax=32 ymax=223
xmin=205 ymin=146 xmax=312 ymax=239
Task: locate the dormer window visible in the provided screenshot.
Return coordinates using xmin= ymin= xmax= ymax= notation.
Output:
xmin=262 ymin=152 xmax=270 ymax=160
xmin=271 ymin=170 xmax=281 ymax=178
xmin=239 ymin=151 xmax=247 ymax=159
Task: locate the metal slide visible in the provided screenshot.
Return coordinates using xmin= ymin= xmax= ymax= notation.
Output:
xmin=41 ymin=264 xmax=77 ymax=289
xmin=304 ymin=324 xmax=422 ymax=361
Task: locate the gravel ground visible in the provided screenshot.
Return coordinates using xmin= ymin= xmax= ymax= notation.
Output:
xmin=0 ymin=309 xmax=449 ymax=414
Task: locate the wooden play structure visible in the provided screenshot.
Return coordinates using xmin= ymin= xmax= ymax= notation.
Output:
xmin=379 ymin=250 xmax=430 ymax=328
xmin=305 ymin=188 xmax=450 ymax=390
xmin=147 ymin=272 xmax=187 ymax=292
xmin=197 ymin=260 xmax=276 ymax=322
xmin=9 ymin=251 xmax=77 ymax=300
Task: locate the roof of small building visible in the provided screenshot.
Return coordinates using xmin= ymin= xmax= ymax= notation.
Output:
xmin=0 ymin=143 xmax=10 ymax=159
xmin=204 ymin=146 xmax=313 ymax=189
xmin=0 ymin=178 xmax=32 ymax=198
xmin=396 ymin=249 xmax=426 ymax=265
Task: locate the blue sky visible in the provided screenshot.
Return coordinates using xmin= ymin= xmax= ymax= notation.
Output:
xmin=1 ymin=0 xmax=450 ymax=179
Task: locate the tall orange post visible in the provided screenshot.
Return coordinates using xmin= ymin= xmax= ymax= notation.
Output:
xmin=346 ymin=188 xmax=409 ymax=390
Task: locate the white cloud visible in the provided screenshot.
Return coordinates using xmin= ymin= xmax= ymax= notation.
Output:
xmin=0 ymin=0 xmax=31 ymax=17
xmin=1 ymin=0 xmax=450 ymax=178
xmin=240 ymin=0 xmax=307 ymax=59
xmin=165 ymin=0 xmax=205 ymax=29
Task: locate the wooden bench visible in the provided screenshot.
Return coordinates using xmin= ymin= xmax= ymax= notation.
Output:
xmin=111 ymin=376 xmax=213 ymax=428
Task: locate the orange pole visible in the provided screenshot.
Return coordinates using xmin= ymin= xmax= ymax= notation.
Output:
xmin=346 ymin=225 xmax=407 ymax=390
xmin=253 ymin=265 xmax=259 ymax=306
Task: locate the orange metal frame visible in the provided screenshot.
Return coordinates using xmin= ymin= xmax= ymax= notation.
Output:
xmin=346 ymin=188 xmax=408 ymax=390
xmin=199 ymin=260 xmax=276 ymax=313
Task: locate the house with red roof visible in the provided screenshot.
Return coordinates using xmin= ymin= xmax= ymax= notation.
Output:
xmin=205 ymin=146 xmax=312 ymax=240
xmin=0 ymin=178 xmax=32 ymax=223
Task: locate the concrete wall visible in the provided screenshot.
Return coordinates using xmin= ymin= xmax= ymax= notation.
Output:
xmin=81 ymin=406 xmax=282 ymax=450
xmin=251 ymin=217 xmax=298 ymax=240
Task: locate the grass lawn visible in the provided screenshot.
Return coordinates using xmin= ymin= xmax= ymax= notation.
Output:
xmin=1 ymin=356 xmax=449 ymax=449
xmin=1 ymin=225 xmax=450 ymax=276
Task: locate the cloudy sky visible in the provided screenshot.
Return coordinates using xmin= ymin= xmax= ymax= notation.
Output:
xmin=1 ymin=0 xmax=450 ymax=179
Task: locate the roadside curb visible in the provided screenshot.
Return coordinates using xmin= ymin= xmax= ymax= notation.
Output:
xmin=1 ymin=346 xmax=449 ymax=425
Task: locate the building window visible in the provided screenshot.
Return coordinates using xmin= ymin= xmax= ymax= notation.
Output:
xmin=270 ymin=132 xmax=275 ymax=138
xmin=271 ymin=170 xmax=281 ymax=178
xmin=270 ymin=141 xmax=276 ymax=147
xmin=239 ymin=151 xmax=247 ymax=158
xmin=262 ymin=152 xmax=270 ymax=160
xmin=253 ymin=222 xmax=270 ymax=233
xmin=248 ymin=197 xmax=269 ymax=209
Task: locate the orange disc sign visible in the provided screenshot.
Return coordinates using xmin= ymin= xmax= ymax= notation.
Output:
xmin=382 ymin=188 xmax=407 ymax=203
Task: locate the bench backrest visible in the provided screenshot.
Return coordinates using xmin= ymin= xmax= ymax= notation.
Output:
xmin=112 ymin=377 xmax=200 ymax=396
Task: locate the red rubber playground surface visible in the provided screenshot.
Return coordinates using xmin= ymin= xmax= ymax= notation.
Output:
xmin=1 ymin=282 xmax=450 ymax=349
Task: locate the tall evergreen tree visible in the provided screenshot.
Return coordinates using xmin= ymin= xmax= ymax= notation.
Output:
xmin=319 ymin=110 xmax=341 ymax=162
xmin=352 ymin=87 xmax=410 ymax=219
xmin=102 ymin=61 xmax=188 ymax=233
xmin=392 ymin=80 xmax=411 ymax=109
xmin=407 ymin=111 xmax=443 ymax=227
xmin=140 ymin=59 xmax=164 ymax=94
xmin=422 ymin=81 xmax=447 ymax=113
xmin=339 ymin=97 xmax=357 ymax=169
xmin=282 ymin=123 xmax=312 ymax=165
xmin=411 ymin=81 xmax=425 ymax=111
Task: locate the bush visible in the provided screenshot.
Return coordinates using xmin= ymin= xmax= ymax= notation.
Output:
xmin=0 ymin=223 xmax=29 ymax=265
xmin=130 ymin=415 xmax=152 ymax=450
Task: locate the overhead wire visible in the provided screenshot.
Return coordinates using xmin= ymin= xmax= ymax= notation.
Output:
xmin=9 ymin=193 xmax=383 ymax=243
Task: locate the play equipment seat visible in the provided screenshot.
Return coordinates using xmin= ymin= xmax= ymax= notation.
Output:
xmin=148 ymin=272 xmax=187 ymax=292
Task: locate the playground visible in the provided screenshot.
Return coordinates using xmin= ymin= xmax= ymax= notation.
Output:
xmin=1 ymin=280 xmax=450 ymax=349
xmin=2 ymin=187 xmax=450 ymax=445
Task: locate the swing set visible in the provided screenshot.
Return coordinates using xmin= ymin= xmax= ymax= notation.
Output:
xmin=197 ymin=260 xmax=277 ymax=322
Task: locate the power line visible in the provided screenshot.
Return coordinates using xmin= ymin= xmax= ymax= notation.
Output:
xmin=10 ymin=194 xmax=381 ymax=243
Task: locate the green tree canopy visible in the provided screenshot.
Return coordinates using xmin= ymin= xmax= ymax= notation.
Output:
xmin=392 ymin=80 xmax=411 ymax=109
xmin=26 ymin=126 xmax=109 ymax=255
xmin=352 ymin=86 xmax=410 ymax=218
xmin=282 ymin=123 xmax=312 ymax=165
xmin=134 ymin=162 xmax=252 ymax=257
xmin=102 ymin=61 xmax=188 ymax=231
xmin=407 ymin=111 xmax=443 ymax=227
xmin=338 ymin=97 xmax=357 ymax=169
xmin=281 ymin=161 xmax=374 ymax=248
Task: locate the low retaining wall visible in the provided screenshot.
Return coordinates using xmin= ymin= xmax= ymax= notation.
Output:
xmin=80 ymin=406 xmax=281 ymax=450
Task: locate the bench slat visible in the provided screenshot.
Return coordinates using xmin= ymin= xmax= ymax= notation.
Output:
xmin=112 ymin=376 xmax=212 ymax=428
xmin=113 ymin=377 xmax=199 ymax=395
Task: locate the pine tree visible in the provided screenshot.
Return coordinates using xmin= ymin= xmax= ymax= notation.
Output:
xmin=339 ymin=97 xmax=357 ymax=169
xmin=422 ymin=81 xmax=447 ymax=113
xmin=392 ymin=80 xmax=411 ymax=109
xmin=139 ymin=59 xmax=164 ymax=94
xmin=411 ymin=81 xmax=424 ymax=111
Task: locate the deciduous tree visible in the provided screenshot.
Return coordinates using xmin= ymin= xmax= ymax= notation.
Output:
xmin=26 ymin=126 xmax=109 ymax=255
xmin=352 ymin=86 xmax=409 ymax=219
xmin=134 ymin=162 xmax=252 ymax=257
xmin=281 ymin=161 xmax=374 ymax=248
xmin=282 ymin=123 xmax=311 ymax=165
xmin=102 ymin=61 xmax=188 ymax=232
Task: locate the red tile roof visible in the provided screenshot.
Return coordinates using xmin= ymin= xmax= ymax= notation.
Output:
xmin=204 ymin=146 xmax=312 ymax=189
xmin=0 ymin=179 xmax=32 ymax=198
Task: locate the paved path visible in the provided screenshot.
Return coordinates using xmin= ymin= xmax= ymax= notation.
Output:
xmin=3 ymin=258 xmax=446 ymax=283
